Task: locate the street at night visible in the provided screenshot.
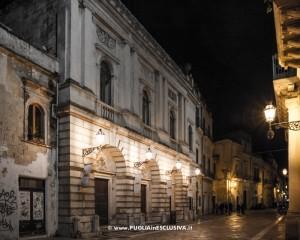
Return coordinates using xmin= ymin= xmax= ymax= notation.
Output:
xmin=98 ymin=210 xmax=285 ymax=240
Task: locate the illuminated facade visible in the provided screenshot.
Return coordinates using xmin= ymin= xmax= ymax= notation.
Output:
xmin=272 ymin=1 xmax=300 ymax=238
xmin=213 ymin=134 xmax=277 ymax=211
xmin=0 ymin=0 xmax=214 ymax=238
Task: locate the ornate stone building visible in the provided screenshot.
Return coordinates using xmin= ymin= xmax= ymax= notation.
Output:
xmin=0 ymin=0 xmax=214 ymax=238
xmin=213 ymin=132 xmax=277 ymax=211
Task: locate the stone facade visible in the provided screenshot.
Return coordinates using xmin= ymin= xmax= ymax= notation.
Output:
xmin=213 ymin=134 xmax=278 ymax=211
xmin=0 ymin=0 xmax=214 ymax=239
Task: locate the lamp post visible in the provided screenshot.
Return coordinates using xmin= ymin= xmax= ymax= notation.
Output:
xmin=264 ymin=104 xmax=300 ymax=139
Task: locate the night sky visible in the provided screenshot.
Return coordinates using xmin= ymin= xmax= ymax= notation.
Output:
xmin=122 ymin=0 xmax=287 ymax=169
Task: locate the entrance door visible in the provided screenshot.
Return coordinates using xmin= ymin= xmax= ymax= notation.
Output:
xmin=141 ymin=184 xmax=147 ymax=214
xmin=212 ymin=196 xmax=216 ymax=213
xmin=19 ymin=178 xmax=45 ymax=237
xmin=95 ymin=178 xmax=109 ymax=225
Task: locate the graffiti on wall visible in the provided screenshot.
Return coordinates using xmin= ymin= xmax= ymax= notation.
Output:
xmin=33 ymin=192 xmax=44 ymax=220
xmin=0 ymin=189 xmax=17 ymax=232
xmin=19 ymin=191 xmax=30 ymax=220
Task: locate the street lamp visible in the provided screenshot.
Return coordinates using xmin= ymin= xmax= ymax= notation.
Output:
xmin=264 ymin=104 xmax=300 ymax=139
xmin=134 ymin=147 xmax=154 ymax=168
xmin=282 ymin=168 xmax=288 ymax=176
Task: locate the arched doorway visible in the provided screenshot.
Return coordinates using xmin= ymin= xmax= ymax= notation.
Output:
xmin=139 ymin=158 xmax=162 ymax=223
xmin=92 ymin=144 xmax=128 ymax=225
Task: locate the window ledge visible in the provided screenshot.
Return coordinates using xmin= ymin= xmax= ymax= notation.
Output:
xmin=22 ymin=139 xmax=52 ymax=149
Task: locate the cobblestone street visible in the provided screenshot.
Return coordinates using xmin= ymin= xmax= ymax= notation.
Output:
xmin=98 ymin=210 xmax=285 ymax=240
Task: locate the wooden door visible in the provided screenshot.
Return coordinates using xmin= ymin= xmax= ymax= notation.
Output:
xmin=141 ymin=184 xmax=147 ymax=214
xmin=95 ymin=178 xmax=109 ymax=225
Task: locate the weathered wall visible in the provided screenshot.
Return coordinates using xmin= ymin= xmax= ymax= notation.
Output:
xmin=0 ymin=0 xmax=58 ymax=56
xmin=0 ymin=27 xmax=58 ymax=239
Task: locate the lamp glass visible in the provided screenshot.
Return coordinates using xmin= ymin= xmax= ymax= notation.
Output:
xmin=145 ymin=148 xmax=153 ymax=161
xmin=195 ymin=168 xmax=201 ymax=176
xmin=264 ymin=104 xmax=276 ymax=123
xmin=96 ymin=129 xmax=105 ymax=146
xmin=282 ymin=168 xmax=288 ymax=176
xmin=175 ymin=160 xmax=182 ymax=170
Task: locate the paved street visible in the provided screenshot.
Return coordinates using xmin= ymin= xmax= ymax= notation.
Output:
xmin=101 ymin=209 xmax=285 ymax=240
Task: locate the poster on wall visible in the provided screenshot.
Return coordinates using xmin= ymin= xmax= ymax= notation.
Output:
xmin=19 ymin=191 xmax=30 ymax=220
xmin=33 ymin=192 xmax=44 ymax=220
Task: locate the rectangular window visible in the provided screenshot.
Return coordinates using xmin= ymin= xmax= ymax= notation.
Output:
xmin=19 ymin=178 xmax=45 ymax=237
xmin=196 ymin=148 xmax=199 ymax=164
xmin=196 ymin=107 xmax=200 ymax=128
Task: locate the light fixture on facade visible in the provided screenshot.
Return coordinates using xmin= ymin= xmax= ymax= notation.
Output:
xmin=82 ymin=129 xmax=106 ymax=158
xmin=195 ymin=168 xmax=201 ymax=176
xmin=264 ymin=104 xmax=300 ymax=139
xmin=81 ymin=129 xmax=106 ymax=187
xmin=134 ymin=147 xmax=154 ymax=168
xmin=231 ymin=180 xmax=237 ymax=188
xmin=166 ymin=160 xmax=182 ymax=174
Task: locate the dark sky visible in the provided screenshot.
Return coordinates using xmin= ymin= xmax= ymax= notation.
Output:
xmin=121 ymin=0 xmax=287 ymax=169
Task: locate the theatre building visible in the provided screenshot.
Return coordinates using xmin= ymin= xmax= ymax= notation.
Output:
xmin=0 ymin=0 xmax=214 ymax=238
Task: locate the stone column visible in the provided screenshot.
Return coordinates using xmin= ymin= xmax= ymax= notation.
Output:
xmin=286 ymin=97 xmax=300 ymax=214
xmin=285 ymin=96 xmax=300 ymax=240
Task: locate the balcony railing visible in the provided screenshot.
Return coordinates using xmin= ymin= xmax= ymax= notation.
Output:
xmin=96 ymin=101 xmax=123 ymax=125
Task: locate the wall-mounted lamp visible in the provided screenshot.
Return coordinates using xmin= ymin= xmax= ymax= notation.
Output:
xmin=166 ymin=160 xmax=182 ymax=174
xmin=134 ymin=147 xmax=154 ymax=168
xmin=264 ymin=104 xmax=300 ymax=139
xmin=82 ymin=129 xmax=105 ymax=158
xmin=81 ymin=129 xmax=105 ymax=187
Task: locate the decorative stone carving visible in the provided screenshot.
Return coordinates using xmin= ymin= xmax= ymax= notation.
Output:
xmin=96 ymin=27 xmax=116 ymax=50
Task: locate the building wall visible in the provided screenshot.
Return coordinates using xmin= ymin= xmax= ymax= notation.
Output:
xmin=0 ymin=0 xmax=59 ymax=56
xmin=0 ymin=28 xmax=58 ymax=240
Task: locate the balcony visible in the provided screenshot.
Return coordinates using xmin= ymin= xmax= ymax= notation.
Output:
xmin=96 ymin=101 xmax=124 ymax=125
xmin=141 ymin=124 xmax=156 ymax=140
xmin=272 ymin=55 xmax=297 ymax=80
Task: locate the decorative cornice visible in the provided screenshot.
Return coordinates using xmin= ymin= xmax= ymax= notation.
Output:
xmin=96 ymin=26 xmax=116 ymax=50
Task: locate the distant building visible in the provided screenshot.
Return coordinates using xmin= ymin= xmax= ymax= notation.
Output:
xmin=213 ymin=132 xmax=278 ymax=210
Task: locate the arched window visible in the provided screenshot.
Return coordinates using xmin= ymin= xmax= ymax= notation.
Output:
xmin=169 ymin=110 xmax=176 ymax=139
xmin=142 ymin=90 xmax=150 ymax=125
xmin=100 ymin=61 xmax=112 ymax=105
xmin=188 ymin=125 xmax=193 ymax=151
xmin=28 ymin=104 xmax=45 ymax=143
